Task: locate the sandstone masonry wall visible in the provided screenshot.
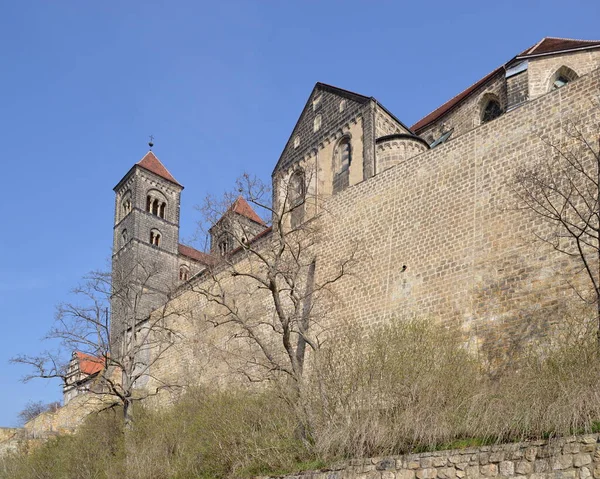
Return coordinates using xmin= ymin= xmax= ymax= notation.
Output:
xmin=264 ymin=434 xmax=600 ymax=479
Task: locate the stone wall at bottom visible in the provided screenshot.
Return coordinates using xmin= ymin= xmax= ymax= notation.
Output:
xmin=262 ymin=434 xmax=599 ymax=479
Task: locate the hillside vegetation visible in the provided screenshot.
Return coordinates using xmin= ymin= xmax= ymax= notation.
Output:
xmin=2 ymin=314 xmax=600 ymax=479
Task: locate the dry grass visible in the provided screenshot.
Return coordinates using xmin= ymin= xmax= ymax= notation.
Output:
xmin=3 ymin=312 xmax=600 ymax=478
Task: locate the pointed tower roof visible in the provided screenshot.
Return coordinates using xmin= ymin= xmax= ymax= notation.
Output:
xmin=137 ymin=151 xmax=182 ymax=187
xmin=230 ymin=196 xmax=266 ymax=225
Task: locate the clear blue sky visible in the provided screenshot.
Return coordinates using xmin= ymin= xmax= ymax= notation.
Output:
xmin=1 ymin=0 xmax=598 ymax=426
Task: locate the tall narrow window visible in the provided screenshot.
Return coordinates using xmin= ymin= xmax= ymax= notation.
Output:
xmin=150 ymin=229 xmax=161 ymax=246
xmin=179 ymin=265 xmax=190 ymax=281
xmin=146 ymin=190 xmax=168 ymax=219
xmin=289 ymin=170 xmax=306 ymax=229
xmin=121 ymin=229 xmax=128 ymax=247
xmin=121 ymin=191 xmax=132 ymax=219
xmin=217 ymin=233 xmax=232 ymax=256
xmin=333 ymin=137 xmax=351 ymax=194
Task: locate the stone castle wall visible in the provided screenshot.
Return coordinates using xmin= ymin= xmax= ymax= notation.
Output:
xmin=144 ymin=67 xmax=600 ymax=388
xmin=266 ymin=434 xmax=600 ymax=479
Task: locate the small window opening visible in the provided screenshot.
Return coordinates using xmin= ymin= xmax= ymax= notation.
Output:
xmin=289 ymin=170 xmax=306 ymax=228
xmin=122 ymin=196 xmax=132 ymax=218
xmin=217 ymin=234 xmax=231 ymax=256
xmin=333 ymin=137 xmax=351 ymax=194
xmin=146 ymin=194 xmax=167 ymax=219
xmin=339 ymin=100 xmax=346 ymax=112
xmin=482 ymin=99 xmax=503 ymax=123
xmin=150 ymin=229 xmax=161 ymax=246
xmin=313 ymin=115 xmax=322 ymax=132
xmin=179 ymin=266 xmax=190 ymax=281
xmin=121 ymin=229 xmax=128 ymax=247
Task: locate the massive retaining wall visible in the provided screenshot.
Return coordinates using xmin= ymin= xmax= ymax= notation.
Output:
xmin=266 ymin=434 xmax=600 ymax=479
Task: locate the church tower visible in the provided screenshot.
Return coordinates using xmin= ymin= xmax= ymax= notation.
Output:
xmin=111 ymin=151 xmax=183 ymax=340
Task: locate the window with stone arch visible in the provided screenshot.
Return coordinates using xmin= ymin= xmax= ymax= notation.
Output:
xmin=121 ymin=229 xmax=128 ymax=248
xmin=288 ymin=169 xmax=306 ymax=228
xmin=481 ymin=96 xmax=503 ymax=124
xmin=179 ymin=265 xmax=190 ymax=281
xmin=333 ymin=136 xmax=351 ymax=194
xmin=121 ymin=191 xmax=132 ymax=219
xmin=548 ymin=65 xmax=579 ymax=91
xmin=217 ymin=233 xmax=232 ymax=256
xmin=149 ymin=229 xmax=161 ymax=246
xmin=146 ymin=189 xmax=167 ymax=220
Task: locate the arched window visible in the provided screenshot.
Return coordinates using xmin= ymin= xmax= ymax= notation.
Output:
xmin=146 ymin=190 xmax=167 ymax=219
xmin=150 ymin=229 xmax=161 ymax=246
xmin=121 ymin=229 xmax=128 ymax=247
xmin=549 ymin=65 xmax=579 ymax=91
xmin=481 ymin=98 xmax=503 ymax=124
xmin=313 ymin=114 xmax=322 ymax=132
xmin=179 ymin=265 xmax=190 ymax=281
xmin=288 ymin=170 xmax=306 ymax=229
xmin=121 ymin=191 xmax=132 ymax=219
xmin=333 ymin=137 xmax=351 ymax=194
xmin=217 ymin=233 xmax=232 ymax=256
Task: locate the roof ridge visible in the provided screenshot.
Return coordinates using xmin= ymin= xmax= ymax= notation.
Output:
xmin=525 ymin=37 xmax=547 ymax=55
xmin=411 ymin=67 xmax=503 ymax=132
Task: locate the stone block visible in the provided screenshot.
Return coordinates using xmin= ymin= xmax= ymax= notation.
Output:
xmin=580 ymin=467 xmax=591 ymax=479
xmin=552 ymin=455 xmax=574 ymax=470
xmin=564 ymin=444 xmax=581 ymax=454
xmin=438 ymin=467 xmax=457 ymax=479
xmin=499 ymin=461 xmax=514 ymax=476
xmin=377 ymin=459 xmax=396 ymax=471
xmin=421 ymin=458 xmax=434 ymax=469
xmin=465 ymin=466 xmax=480 ymax=479
xmin=516 ymin=460 xmax=533 ymax=474
xmin=480 ymin=464 xmax=498 ymax=477
xmin=407 ymin=462 xmax=420 ymax=470
xmin=397 ymin=470 xmax=416 ymax=479
xmin=417 ymin=469 xmax=437 ymax=479
xmin=433 ymin=458 xmax=449 ymax=468
xmin=489 ymin=453 xmax=505 ymax=463
xmin=526 ymin=448 xmax=539 ymax=461
xmin=382 ymin=472 xmax=396 ymax=479
xmin=573 ymin=454 xmax=591 ymax=467
xmin=535 ymin=459 xmax=550 ymax=472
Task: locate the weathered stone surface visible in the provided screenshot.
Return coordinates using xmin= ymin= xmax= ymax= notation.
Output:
xmin=465 ymin=466 xmax=480 ymax=479
xmin=573 ymin=454 xmax=592 ymax=467
xmin=580 ymin=467 xmax=591 ymax=479
xmin=489 ymin=453 xmax=505 ymax=464
xmin=433 ymin=458 xmax=448 ymax=468
xmin=480 ymin=464 xmax=498 ymax=477
xmin=382 ymin=472 xmax=396 ymax=479
xmin=515 ymin=460 xmax=533 ymax=475
xmin=397 ymin=470 xmax=416 ymax=479
xmin=552 ymin=455 xmax=574 ymax=470
xmin=526 ymin=448 xmax=539 ymax=462
xmin=417 ymin=469 xmax=437 ymax=479
xmin=499 ymin=461 xmax=514 ymax=476
xmin=407 ymin=462 xmax=420 ymax=470
xmin=377 ymin=459 xmax=396 ymax=471
xmin=535 ymin=459 xmax=550 ymax=472
xmin=564 ymin=444 xmax=581 ymax=454
xmin=437 ymin=467 xmax=457 ymax=479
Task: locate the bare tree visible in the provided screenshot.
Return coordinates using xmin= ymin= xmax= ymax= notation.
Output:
xmin=513 ymin=109 xmax=600 ymax=340
xmin=193 ymin=173 xmax=360 ymax=425
xmin=17 ymin=400 xmax=61 ymax=425
xmin=12 ymin=260 xmax=188 ymax=429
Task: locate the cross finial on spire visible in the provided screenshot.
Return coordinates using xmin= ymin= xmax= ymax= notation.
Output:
xmin=149 ymin=135 xmax=154 ymax=150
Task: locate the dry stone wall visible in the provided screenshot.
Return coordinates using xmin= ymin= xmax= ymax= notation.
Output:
xmin=264 ymin=434 xmax=600 ymax=479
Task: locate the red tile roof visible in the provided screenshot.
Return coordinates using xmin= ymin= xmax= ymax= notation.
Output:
xmin=230 ymin=196 xmax=266 ymax=225
xmin=75 ymin=352 xmax=104 ymax=376
xmin=411 ymin=37 xmax=600 ymax=133
xmin=137 ymin=151 xmax=182 ymax=187
xmin=178 ymin=244 xmax=216 ymax=265
xmin=411 ymin=67 xmax=503 ymax=133
xmin=519 ymin=37 xmax=600 ymax=57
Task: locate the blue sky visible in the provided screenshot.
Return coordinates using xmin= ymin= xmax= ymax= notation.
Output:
xmin=0 ymin=0 xmax=598 ymax=426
